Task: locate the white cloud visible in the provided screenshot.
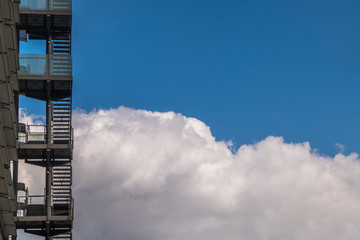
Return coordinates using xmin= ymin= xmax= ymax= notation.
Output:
xmin=18 ymin=107 xmax=360 ymax=240
xmin=335 ymin=143 xmax=346 ymax=153
xmin=18 ymin=109 xmax=45 ymax=125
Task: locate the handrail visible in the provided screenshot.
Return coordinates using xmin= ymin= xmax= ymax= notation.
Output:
xmin=18 ymin=124 xmax=73 ymax=144
xmin=19 ymin=0 xmax=72 ymax=11
xmin=18 ymin=54 xmax=72 ymax=76
xmin=17 ymin=195 xmax=74 ymax=217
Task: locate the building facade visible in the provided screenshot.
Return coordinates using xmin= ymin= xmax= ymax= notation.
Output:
xmin=0 ymin=0 xmax=20 ymax=239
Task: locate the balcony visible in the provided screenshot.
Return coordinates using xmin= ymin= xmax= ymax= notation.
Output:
xmin=17 ymin=195 xmax=74 ymax=217
xmin=20 ymin=0 xmax=71 ymax=12
xmin=18 ymin=54 xmax=72 ymax=77
xmin=18 ymin=124 xmax=73 ymax=144
xmin=18 ymin=124 xmax=46 ymax=144
xmin=16 ymin=195 xmax=73 ymax=234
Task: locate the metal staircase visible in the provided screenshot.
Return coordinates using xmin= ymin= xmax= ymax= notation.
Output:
xmin=52 ymin=162 xmax=72 ymax=240
xmin=52 ymin=164 xmax=72 ymax=205
xmin=16 ymin=1 xmax=74 ymax=239
xmin=52 ymin=39 xmax=71 ymax=55
xmin=51 ymin=38 xmax=72 ymax=76
xmin=53 ymin=232 xmax=72 ymax=240
xmin=52 ymin=98 xmax=72 ymax=144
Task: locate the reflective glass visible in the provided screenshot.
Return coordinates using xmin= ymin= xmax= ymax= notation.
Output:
xmin=19 ymin=0 xmax=47 ymax=10
xmin=18 ymin=54 xmax=47 ymax=75
xmin=18 ymin=54 xmax=72 ymax=76
xmin=19 ymin=0 xmax=71 ymax=11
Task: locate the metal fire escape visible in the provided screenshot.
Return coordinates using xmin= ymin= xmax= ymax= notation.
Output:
xmin=14 ymin=0 xmax=73 ymax=239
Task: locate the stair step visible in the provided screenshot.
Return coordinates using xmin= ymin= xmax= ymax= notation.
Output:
xmin=53 ymin=43 xmax=70 ymax=46
xmin=53 ymin=44 xmax=70 ymax=47
xmin=53 ymin=120 xmax=71 ymax=123
xmin=52 ymin=40 xmax=70 ymax=43
xmin=52 ymin=65 xmax=71 ymax=68
xmin=53 ymin=191 xmax=71 ymax=196
xmin=53 ymin=113 xmax=71 ymax=115
xmin=52 ymin=55 xmax=70 ymax=57
xmin=52 ymin=57 xmax=71 ymax=60
xmin=53 ymin=190 xmax=71 ymax=193
xmin=53 ymin=174 xmax=71 ymax=177
xmin=53 ymin=191 xmax=71 ymax=198
xmin=53 ymin=99 xmax=71 ymax=102
xmin=53 ymin=104 xmax=71 ymax=107
xmin=53 ymin=101 xmax=71 ymax=103
xmin=53 ymin=44 xmax=70 ymax=46
xmin=53 ymin=50 xmax=71 ymax=53
xmin=53 ymin=108 xmax=71 ymax=111
xmin=53 ymin=100 xmax=71 ymax=102
xmin=52 ymin=186 xmax=72 ymax=189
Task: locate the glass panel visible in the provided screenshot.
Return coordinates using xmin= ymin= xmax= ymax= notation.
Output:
xmin=19 ymin=0 xmax=47 ymax=11
xmin=50 ymin=0 xmax=71 ymax=11
xmin=27 ymin=125 xmax=46 ymax=143
xmin=18 ymin=54 xmax=47 ymax=75
xmin=18 ymin=54 xmax=72 ymax=76
xmin=19 ymin=0 xmax=71 ymax=11
xmin=50 ymin=55 xmax=72 ymax=75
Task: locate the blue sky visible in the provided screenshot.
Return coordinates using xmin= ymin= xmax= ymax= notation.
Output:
xmin=21 ymin=0 xmax=360 ymax=156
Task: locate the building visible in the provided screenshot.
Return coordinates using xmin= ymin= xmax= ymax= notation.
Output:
xmin=0 ymin=0 xmax=20 ymax=239
xmin=1 ymin=0 xmax=74 ymax=239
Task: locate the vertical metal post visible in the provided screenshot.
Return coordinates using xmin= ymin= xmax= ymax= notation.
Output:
xmin=45 ymin=10 xmax=53 ymax=240
xmin=13 ymin=93 xmax=19 ymax=195
xmin=12 ymin=161 xmax=18 ymax=195
xmin=46 ymin=80 xmax=52 ymax=240
xmin=12 ymin=93 xmax=19 ymax=240
xmin=46 ymin=13 xmax=52 ymax=75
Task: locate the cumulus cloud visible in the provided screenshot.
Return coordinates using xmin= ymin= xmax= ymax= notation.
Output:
xmin=18 ymin=107 xmax=360 ymax=240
